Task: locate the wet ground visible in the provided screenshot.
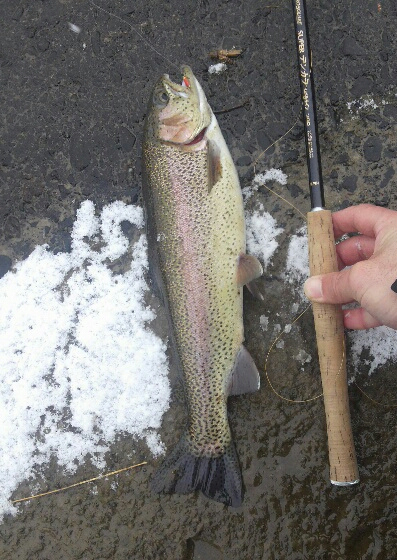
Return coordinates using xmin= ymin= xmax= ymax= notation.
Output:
xmin=1 ymin=0 xmax=397 ymax=558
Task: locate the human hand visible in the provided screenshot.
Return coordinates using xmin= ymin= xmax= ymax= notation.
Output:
xmin=304 ymin=204 xmax=397 ymax=330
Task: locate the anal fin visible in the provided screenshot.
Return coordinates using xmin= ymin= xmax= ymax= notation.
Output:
xmin=228 ymin=346 xmax=260 ymax=396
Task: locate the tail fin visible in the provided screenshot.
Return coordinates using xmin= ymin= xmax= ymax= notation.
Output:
xmin=152 ymin=435 xmax=243 ymax=507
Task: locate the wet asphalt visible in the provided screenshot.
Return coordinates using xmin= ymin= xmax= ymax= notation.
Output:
xmin=1 ymin=1 xmax=397 ymax=558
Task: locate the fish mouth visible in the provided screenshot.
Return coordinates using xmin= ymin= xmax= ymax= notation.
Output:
xmin=162 ymin=66 xmax=194 ymax=98
xmin=178 ymin=67 xmax=207 ymax=146
xmin=160 ymin=66 xmax=208 ymax=147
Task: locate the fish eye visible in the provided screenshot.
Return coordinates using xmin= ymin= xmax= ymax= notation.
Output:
xmin=154 ymin=90 xmax=169 ymax=107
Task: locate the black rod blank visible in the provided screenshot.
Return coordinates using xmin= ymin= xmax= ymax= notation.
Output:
xmin=292 ymin=0 xmax=325 ymax=210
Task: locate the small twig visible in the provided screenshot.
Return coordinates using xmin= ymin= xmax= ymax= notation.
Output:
xmin=11 ymin=461 xmax=148 ymax=504
xmin=214 ymin=98 xmax=251 ymax=115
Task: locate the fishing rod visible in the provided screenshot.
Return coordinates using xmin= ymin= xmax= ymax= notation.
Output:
xmin=291 ymin=0 xmax=359 ymax=485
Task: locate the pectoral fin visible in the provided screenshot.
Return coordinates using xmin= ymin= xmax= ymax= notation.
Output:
xmin=246 ymin=281 xmax=264 ymax=301
xmin=237 ymin=254 xmax=263 ymax=286
xmin=237 ymin=254 xmax=264 ymax=300
xmin=208 ymin=138 xmax=222 ymax=192
xmin=227 ymin=346 xmax=260 ymax=396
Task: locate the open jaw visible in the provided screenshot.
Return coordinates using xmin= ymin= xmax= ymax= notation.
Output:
xmin=177 ymin=71 xmax=208 ymax=145
xmin=163 ymin=71 xmax=191 ymax=98
xmin=161 ymin=68 xmax=208 ymax=147
xmin=171 ymin=76 xmax=207 ymax=146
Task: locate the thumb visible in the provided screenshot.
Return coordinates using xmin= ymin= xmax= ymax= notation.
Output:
xmin=304 ymin=268 xmax=358 ymax=305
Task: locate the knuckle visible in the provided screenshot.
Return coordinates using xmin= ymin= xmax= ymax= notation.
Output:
xmin=332 ymin=270 xmax=350 ymax=299
xmin=321 ymin=270 xmax=345 ymax=301
xmin=348 ymin=262 xmax=373 ymax=302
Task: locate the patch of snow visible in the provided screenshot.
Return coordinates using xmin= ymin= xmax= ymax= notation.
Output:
xmin=284 ymin=225 xmax=309 ymax=287
xmin=208 ymin=63 xmax=227 ymax=74
xmin=246 ymin=203 xmax=284 ymax=269
xmin=0 ymin=200 xmax=170 ymax=519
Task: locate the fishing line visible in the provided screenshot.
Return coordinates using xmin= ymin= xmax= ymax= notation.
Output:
xmin=252 ymin=120 xmax=396 ymax=409
xmin=91 ymin=0 xmax=392 ymax=409
xmin=353 ymin=383 xmax=397 ymax=408
xmin=264 ymin=305 xmax=322 ymax=403
xmin=252 ymin=116 xmax=300 ymax=175
xmin=89 ymin=0 xmax=180 ymax=73
xmin=251 ymin=116 xmax=307 ymax=220
xmin=264 ymin=305 xmax=348 ymax=404
xmin=87 ymin=0 xmax=310 ymax=405
xmin=245 ymin=116 xmax=324 ymax=404
xmin=259 ymin=181 xmax=306 ymax=220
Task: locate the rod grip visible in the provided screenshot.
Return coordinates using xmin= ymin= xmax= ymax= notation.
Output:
xmin=307 ymin=209 xmax=359 ymax=485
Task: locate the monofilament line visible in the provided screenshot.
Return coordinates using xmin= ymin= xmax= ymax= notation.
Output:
xmin=89 ymin=0 xmax=180 ymax=72
xmin=264 ymin=305 xmax=324 ymax=403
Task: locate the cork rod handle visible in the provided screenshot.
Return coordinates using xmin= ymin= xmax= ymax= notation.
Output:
xmin=307 ymin=209 xmax=359 ymax=485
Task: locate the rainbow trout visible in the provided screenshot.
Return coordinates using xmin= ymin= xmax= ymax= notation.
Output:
xmin=142 ymin=66 xmax=262 ymax=507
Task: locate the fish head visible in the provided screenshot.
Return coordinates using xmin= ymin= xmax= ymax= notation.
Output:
xmin=145 ymin=66 xmax=212 ymax=151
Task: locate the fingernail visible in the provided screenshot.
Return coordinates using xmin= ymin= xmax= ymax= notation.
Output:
xmin=304 ymin=276 xmax=323 ymax=300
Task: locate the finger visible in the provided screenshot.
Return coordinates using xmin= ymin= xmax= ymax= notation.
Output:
xmin=336 ymin=252 xmax=345 ymax=271
xmin=331 ymin=204 xmax=392 ymax=239
xmin=304 ymin=267 xmax=360 ymax=305
xmin=336 ymin=235 xmax=375 ymax=267
xmin=343 ymin=307 xmax=382 ymax=330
